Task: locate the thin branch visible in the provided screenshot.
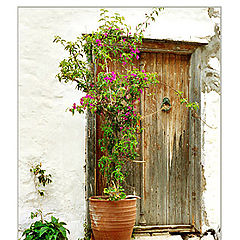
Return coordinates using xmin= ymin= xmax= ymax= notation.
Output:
xmin=140 ymin=77 xmax=217 ymax=129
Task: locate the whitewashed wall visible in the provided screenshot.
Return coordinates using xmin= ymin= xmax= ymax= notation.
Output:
xmin=18 ymin=7 xmax=220 ymax=239
xmin=200 ymin=8 xmax=221 ymax=234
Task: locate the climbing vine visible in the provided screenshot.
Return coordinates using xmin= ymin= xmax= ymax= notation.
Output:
xmin=54 ymin=8 xmax=199 ymax=200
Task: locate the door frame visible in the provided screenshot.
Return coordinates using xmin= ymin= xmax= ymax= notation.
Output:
xmin=85 ymin=38 xmax=207 ymax=234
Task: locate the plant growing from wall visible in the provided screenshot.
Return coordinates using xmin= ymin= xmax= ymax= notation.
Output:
xmin=54 ymin=8 xmax=198 ymax=201
xmin=79 ymin=222 xmax=92 ymax=240
xmin=21 ymin=172 xmax=70 ymax=240
xmin=22 ymin=209 xmax=70 ymax=240
xmin=30 ymin=163 xmax=52 ymax=196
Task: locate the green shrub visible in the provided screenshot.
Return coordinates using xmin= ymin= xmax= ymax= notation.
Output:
xmin=22 ymin=214 xmax=70 ymax=240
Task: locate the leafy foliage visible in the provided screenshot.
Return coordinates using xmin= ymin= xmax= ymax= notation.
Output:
xmin=54 ymin=8 xmax=197 ymax=200
xmin=79 ymin=222 xmax=92 ymax=240
xmin=30 ymin=163 xmax=52 ymax=196
xmin=22 ymin=210 xmax=70 ymax=240
xmin=175 ymin=91 xmax=199 ymax=111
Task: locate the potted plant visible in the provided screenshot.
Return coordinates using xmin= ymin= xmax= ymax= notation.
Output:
xmin=54 ymin=8 xmax=195 ymax=240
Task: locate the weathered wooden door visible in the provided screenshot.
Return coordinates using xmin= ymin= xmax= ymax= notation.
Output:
xmin=88 ymin=39 xmax=204 ymax=233
xmin=138 ymin=51 xmax=195 ymax=228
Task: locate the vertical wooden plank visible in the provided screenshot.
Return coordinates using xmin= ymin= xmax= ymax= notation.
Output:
xmin=139 ymin=52 xmax=148 ymax=226
xmin=156 ymin=52 xmax=166 ymax=224
xmin=161 ymin=53 xmax=168 ymax=225
xmin=151 ymin=53 xmax=158 ymax=224
xmin=160 ymin=52 xmax=168 ymax=225
xmin=86 ymin=110 xmax=96 ymax=224
xmin=193 ymin=49 xmax=202 ymax=231
xmin=185 ymin=54 xmax=191 ymax=225
xmin=181 ymin=54 xmax=191 ymax=225
xmin=163 ymin=53 xmax=170 ymax=225
xmin=168 ymin=53 xmax=176 ymax=225
xmin=180 ymin=54 xmax=186 ymax=224
xmin=189 ymin=51 xmax=195 ymax=227
xmin=144 ymin=52 xmax=156 ymax=224
xmin=133 ymin=57 xmax=141 ymax=224
xmin=174 ymin=53 xmax=182 ymax=224
xmin=181 ymin=54 xmax=187 ymax=225
xmin=189 ymin=48 xmax=202 ymax=231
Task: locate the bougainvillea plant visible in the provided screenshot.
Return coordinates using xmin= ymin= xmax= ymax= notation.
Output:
xmin=54 ymin=8 xmax=198 ymax=200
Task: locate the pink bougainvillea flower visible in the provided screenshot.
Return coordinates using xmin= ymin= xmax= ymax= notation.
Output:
xmin=123 ymin=62 xmax=126 ymax=65
xmin=73 ymin=103 xmax=76 ymax=109
xmin=136 ymin=55 xmax=140 ymax=60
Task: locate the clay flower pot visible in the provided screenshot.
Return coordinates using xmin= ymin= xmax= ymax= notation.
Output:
xmin=89 ymin=196 xmax=137 ymax=240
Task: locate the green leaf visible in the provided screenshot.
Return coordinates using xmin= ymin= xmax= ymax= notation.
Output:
xmin=30 ymin=212 xmax=35 ymax=219
xmin=54 ymin=232 xmax=59 ymax=240
xmin=39 ymin=226 xmax=49 ymax=237
xmin=59 ymin=226 xmax=67 ymax=238
xmin=51 ymin=216 xmax=58 ymax=224
xmin=25 ymin=235 xmax=34 ymax=240
xmin=34 ymin=220 xmax=44 ymax=228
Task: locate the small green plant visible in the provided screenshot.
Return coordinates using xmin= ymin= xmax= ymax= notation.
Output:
xmin=30 ymin=163 xmax=52 ymax=196
xmin=175 ymin=90 xmax=199 ymax=111
xmin=22 ymin=210 xmax=70 ymax=240
xmin=79 ymin=222 xmax=92 ymax=240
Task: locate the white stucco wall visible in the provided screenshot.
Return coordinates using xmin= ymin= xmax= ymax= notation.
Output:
xmin=200 ymin=8 xmax=221 ymax=234
xmin=18 ymin=7 xmax=220 ymax=239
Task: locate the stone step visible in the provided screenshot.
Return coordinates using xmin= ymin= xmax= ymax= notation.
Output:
xmin=133 ymin=234 xmax=183 ymax=240
xmin=133 ymin=234 xmax=204 ymax=240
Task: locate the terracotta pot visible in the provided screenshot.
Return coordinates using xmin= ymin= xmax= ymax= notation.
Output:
xmin=89 ymin=196 xmax=137 ymax=240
